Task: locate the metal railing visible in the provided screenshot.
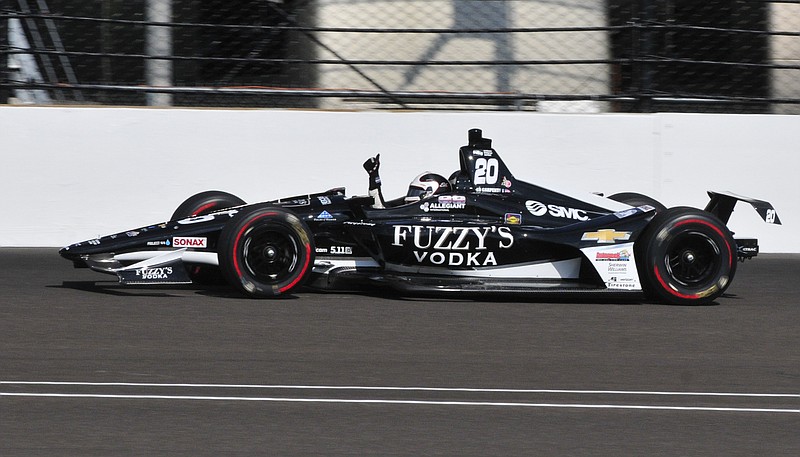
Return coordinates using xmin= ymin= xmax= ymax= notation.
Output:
xmin=2 ymin=0 xmax=799 ymax=113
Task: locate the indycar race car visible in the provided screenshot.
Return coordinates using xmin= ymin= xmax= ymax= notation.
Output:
xmin=60 ymin=129 xmax=781 ymax=305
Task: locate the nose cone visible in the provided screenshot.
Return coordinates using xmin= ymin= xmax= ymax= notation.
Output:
xmin=59 ymin=244 xmax=92 ymax=268
xmin=59 ymin=240 xmax=99 ymax=260
xmin=59 ymin=244 xmax=80 ymax=260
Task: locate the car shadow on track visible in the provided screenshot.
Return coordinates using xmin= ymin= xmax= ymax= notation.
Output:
xmin=304 ymin=287 xmax=723 ymax=307
xmin=55 ymin=281 xmax=205 ymax=298
xmin=54 ymin=281 xmax=725 ymax=306
xmin=55 ymin=280 xmax=303 ymax=301
xmin=348 ymin=291 xmax=645 ymax=306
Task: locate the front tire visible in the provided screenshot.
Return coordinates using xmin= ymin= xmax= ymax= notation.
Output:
xmin=218 ymin=206 xmax=315 ymax=297
xmin=637 ymin=207 xmax=736 ymax=305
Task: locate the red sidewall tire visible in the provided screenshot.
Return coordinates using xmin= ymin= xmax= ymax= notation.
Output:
xmin=171 ymin=190 xmax=246 ymax=221
xmin=638 ymin=207 xmax=737 ymax=305
xmin=218 ymin=206 xmax=314 ymax=298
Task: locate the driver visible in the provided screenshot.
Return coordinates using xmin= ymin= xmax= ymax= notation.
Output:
xmin=363 ymin=154 xmax=451 ymax=208
xmin=404 ymin=172 xmax=451 ymax=203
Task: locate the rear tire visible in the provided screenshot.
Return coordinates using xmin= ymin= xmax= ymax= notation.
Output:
xmin=608 ymin=192 xmax=667 ymax=212
xmin=218 ymin=206 xmax=315 ymax=297
xmin=636 ymin=207 xmax=736 ymax=305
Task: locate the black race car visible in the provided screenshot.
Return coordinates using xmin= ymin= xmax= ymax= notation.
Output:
xmin=60 ymin=129 xmax=780 ymax=304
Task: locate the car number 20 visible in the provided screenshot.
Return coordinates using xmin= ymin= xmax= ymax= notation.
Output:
xmin=474 ymin=158 xmax=499 ymax=185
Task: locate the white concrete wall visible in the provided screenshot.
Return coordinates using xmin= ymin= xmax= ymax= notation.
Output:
xmin=1 ymin=106 xmax=796 ymax=252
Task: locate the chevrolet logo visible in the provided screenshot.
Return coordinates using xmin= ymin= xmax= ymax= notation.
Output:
xmin=581 ymin=229 xmax=632 ymax=244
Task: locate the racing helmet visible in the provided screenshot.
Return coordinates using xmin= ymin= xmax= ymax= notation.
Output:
xmin=405 ymin=172 xmax=451 ymax=202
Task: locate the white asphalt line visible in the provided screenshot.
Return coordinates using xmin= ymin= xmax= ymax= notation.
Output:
xmin=1 ymin=381 xmax=799 ymax=398
xmin=1 ymin=391 xmax=798 ymax=413
xmin=1 ymin=381 xmax=798 ymax=413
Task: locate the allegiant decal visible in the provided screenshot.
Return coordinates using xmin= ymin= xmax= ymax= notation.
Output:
xmin=392 ymin=225 xmax=514 ymax=266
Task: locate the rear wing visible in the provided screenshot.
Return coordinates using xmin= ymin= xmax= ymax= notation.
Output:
xmin=706 ymin=191 xmax=781 ymax=261
xmin=705 ymin=191 xmax=780 ymax=261
xmin=705 ymin=191 xmax=781 ymax=225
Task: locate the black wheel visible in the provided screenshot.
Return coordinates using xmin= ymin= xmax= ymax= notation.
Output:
xmin=171 ymin=191 xmax=246 ymax=284
xmin=636 ymin=207 xmax=737 ymax=305
xmin=608 ymin=192 xmax=667 ymax=212
xmin=171 ymin=190 xmax=245 ymax=221
xmin=218 ymin=206 xmax=315 ymax=297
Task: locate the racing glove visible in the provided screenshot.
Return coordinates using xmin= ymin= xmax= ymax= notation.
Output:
xmin=363 ymin=154 xmax=382 ymax=190
xmin=362 ymin=154 xmax=385 ymax=208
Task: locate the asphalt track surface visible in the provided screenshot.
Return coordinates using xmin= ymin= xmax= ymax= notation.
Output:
xmin=1 ymin=248 xmax=799 ymax=456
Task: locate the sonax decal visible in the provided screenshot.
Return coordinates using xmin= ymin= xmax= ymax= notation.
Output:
xmin=173 ymin=237 xmax=207 ymax=248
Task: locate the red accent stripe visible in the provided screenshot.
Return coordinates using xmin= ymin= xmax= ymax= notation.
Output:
xmin=191 ymin=202 xmax=217 ymax=217
xmin=653 ymin=265 xmax=697 ymax=300
xmin=278 ymin=241 xmax=312 ymax=293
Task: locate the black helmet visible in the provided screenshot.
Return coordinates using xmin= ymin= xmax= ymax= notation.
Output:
xmin=405 ymin=172 xmax=451 ymax=202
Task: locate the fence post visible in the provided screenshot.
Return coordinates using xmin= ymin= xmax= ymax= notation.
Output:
xmin=636 ymin=0 xmax=655 ymax=113
xmin=0 ymin=10 xmax=9 ymax=104
xmin=145 ymin=0 xmax=172 ymax=106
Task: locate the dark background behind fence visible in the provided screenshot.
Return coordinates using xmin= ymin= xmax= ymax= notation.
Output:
xmin=2 ymin=0 xmax=799 ymax=113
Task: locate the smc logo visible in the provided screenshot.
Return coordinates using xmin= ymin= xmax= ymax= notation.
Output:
xmin=525 ymin=200 xmax=589 ymax=221
xmin=525 ymin=200 xmax=548 ymax=216
xmin=173 ymin=237 xmax=207 ymax=248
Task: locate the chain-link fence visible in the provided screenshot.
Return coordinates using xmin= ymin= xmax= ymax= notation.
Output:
xmin=2 ymin=0 xmax=799 ymax=113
